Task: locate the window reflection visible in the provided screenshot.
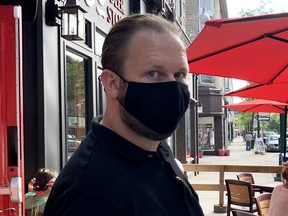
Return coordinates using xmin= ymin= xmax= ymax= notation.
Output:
xmin=198 ymin=123 xmax=215 ymax=151
xmin=95 ymin=29 xmax=105 ymax=55
xmin=199 ymin=75 xmax=215 ymax=84
xmin=96 ymin=66 xmax=106 ymax=115
xmin=66 ymin=51 xmax=86 ymax=157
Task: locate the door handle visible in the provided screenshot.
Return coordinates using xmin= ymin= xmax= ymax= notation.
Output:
xmin=0 ymin=177 xmax=22 ymax=203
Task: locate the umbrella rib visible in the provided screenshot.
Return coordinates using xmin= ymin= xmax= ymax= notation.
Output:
xmin=241 ymin=104 xmax=284 ymax=113
xmin=272 ymin=105 xmax=286 ymax=111
xmin=188 ymin=34 xmax=266 ymax=63
xmin=265 ymin=34 xmax=288 ymax=43
xmin=226 ymin=83 xmax=262 ymax=95
xmin=242 ymin=104 xmax=262 ymax=112
xmin=270 ymin=65 xmax=288 ymax=84
xmin=188 ymin=27 xmax=288 ymax=64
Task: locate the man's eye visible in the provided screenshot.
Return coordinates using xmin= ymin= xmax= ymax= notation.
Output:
xmin=174 ymin=72 xmax=186 ymax=80
xmin=148 ymin=71 xmax=159 ymax=78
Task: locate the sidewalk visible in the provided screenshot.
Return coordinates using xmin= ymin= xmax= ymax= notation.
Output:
xmin=186 ymin=137 xmax=280 ymax=216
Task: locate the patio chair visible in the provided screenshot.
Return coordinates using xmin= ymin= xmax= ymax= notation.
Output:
xmin=237 ymin=173 xmax=255 ymax=184
xmin=237 ymin=173 xmax=262 ymax=195
xmin=225 ymin=179 xmax=258 ymax=216
xmin=255 ymin=193 xmax=272 ymax=216
xmin=232 ymin=210 xmax=259 ymax=216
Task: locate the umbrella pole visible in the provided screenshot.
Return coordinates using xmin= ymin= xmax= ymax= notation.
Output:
xmin=284 ymin=106 xmax=287 ymax=162
xmin=257 ymin=113 xmax=260 ymax=138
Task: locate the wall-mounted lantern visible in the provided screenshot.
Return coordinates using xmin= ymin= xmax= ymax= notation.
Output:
xmin=197 ymin=102 xmax=203 ymax=114
xmin=60 ymin=0 xmax=87 ymax=41
xmin=45 ymin=0 xmax=87 ymax=41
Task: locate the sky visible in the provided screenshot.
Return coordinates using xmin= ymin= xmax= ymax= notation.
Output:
xmin=227 ymin=0 xmax=288 ymax=18
xmin=225 ymin=0 xmax=288 ymax=102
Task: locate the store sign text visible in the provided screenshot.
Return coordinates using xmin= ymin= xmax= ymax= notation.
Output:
xmin=107 ymin=0 xmax=124 ymax=25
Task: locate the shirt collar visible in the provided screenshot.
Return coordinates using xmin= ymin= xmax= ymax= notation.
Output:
xmin=90 ymin=117 xmax=169 ymax=161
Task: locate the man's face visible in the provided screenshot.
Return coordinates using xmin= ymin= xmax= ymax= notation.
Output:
xmin=123 ymin=30 xmax=189 ymax=84
xmin=118 ymin=30 xmax=189 ymax=140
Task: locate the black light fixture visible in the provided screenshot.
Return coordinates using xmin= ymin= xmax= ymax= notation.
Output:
xmin=60 ymin=0 xmax=87 ymax=41
xmin=45 ymin=0 xmax=61 ymax=26
xmin=197 ymin=102 xmax=203 ymax=114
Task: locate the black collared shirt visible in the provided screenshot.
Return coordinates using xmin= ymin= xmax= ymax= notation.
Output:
xmin=44 ymin=118 xmax=204 ymax=216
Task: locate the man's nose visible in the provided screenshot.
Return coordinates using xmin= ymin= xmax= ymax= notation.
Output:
xmin=166 ymin=74 xmax=177 ymax=82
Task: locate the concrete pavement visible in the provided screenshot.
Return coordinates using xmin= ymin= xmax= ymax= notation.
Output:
xmin=186 ymin=136 xmax=281 ymax=216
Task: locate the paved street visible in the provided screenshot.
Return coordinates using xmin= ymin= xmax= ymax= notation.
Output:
xmin=186 ymin=136 xmax=281 ymax=216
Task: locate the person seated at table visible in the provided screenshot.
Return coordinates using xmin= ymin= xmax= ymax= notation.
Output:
xmin=268 ymin=162 xmax=288 ymax=216
xmin=25 ymin=168 xmax=58 ymax=216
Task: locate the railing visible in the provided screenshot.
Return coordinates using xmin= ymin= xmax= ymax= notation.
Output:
xmin=183 ymin=164 xmax=283 ymax=212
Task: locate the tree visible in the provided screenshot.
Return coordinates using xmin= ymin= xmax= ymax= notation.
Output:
xmin=238 ymin=0 xmax=274 ymax=16
xmin=236 ymin=112 xmax=254 ymax=132
xmin=261 ymin=114 xmax=280 ymax=133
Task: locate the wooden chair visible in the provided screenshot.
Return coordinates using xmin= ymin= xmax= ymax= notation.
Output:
xmin=232 ymin=210 xmax=259 ymax=216
xmin=237 ymin=173 xmax=262 ymax=195
xmin=225 ymin=179 xmax=258 ymax=216
xmin=255 ymin=193 xmax=272 ymax=216
xmin=237 ymin=173 xmax=255 ymax=184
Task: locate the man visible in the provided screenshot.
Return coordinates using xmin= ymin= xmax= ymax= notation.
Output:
xmin=244 ymin=131 xmax=253 ymax=151
xmin=44 ymin=14 xmax=203 ymax=216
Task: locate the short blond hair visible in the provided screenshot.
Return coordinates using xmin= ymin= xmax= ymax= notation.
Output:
xmin=101 ymin=13 xmax=180 ymax=76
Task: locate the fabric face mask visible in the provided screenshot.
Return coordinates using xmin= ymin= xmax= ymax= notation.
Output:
xmin=118 ymin=78 xmax=190 ymax=135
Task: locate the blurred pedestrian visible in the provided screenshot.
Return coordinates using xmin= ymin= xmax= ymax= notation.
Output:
xmin=244 ymin=131 xmax=253 ymax=151
xmin=25 ymin=168 xmax=58 ymax=216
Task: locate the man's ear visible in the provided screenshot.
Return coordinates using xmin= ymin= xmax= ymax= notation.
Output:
xmin=100 ymin=70 xmax=121 ymax=98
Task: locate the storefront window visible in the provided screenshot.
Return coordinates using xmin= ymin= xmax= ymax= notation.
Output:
xmin=96 ymin=66 xmax=106 ymax=115
xmin=66 ymin=51 xmax=86 ymax=158
xmin=198 ymin=117 xmax=215 ymax=151
xmin=185 ymin=110 xmax=192 ymax=157
xmin=198 ymin=123 xmax=215 ymax=151
xmin=95 ymin=29 xmax=105 ymax=55
xmin=199 ymin=75 xmax=215 ymax=84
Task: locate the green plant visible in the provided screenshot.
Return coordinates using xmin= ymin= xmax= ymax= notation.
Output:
xmin=217 ymin=148 xmax=226 ymax=156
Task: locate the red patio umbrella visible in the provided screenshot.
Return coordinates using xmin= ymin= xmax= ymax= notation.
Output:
xmin=225 ymin=82 xmax=288 ymax=103
xmin=223 ymin=99 xmax=287 ymax=114
xmin=225 ymin=84 xmax=288 ymax=160
xmin=187 ymin=13 xmax=288 ymax=84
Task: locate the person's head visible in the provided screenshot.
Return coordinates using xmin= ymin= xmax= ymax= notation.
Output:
xmin=282 ymin=162 xmax=288 ymax=182
xmin=101 ymin=13 xmax=182 ymax=76
xmin=100 ymin=14 xmax=190 ymax=142
xmin=33 ymin=168 xmax=58 ymax=192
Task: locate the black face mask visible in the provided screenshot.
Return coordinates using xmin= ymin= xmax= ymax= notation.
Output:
xmin=117 ymin=77 xmax=190 ymax=135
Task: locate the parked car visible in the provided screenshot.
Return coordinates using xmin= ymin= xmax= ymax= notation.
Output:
xmin=263 ymin=131 xmax=276 ymax=143
xmin=67 ymin=134 xmax=81 ymax=152
xmin=265 ymin=134 xmax=280 ymax=152
xmin=265 ymin=134 xmax=288 ymax=152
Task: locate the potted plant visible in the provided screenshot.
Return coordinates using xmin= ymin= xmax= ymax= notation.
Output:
xmin=199 ymin=149 xmax=203 ymax=158
xmin=224 ymin=147 xmax=230 ymax=156
xmin=218 ymin=148 xmax=225 ymax=156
